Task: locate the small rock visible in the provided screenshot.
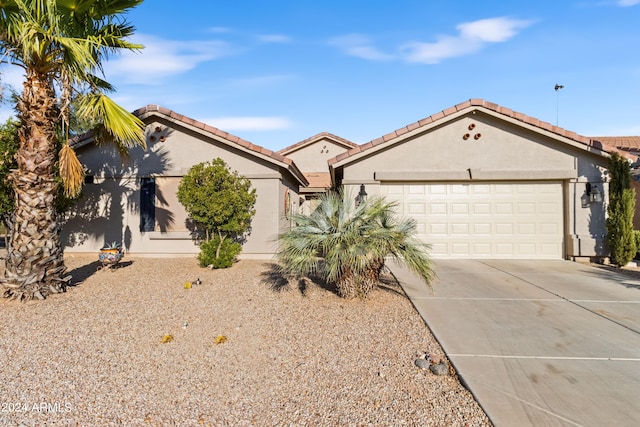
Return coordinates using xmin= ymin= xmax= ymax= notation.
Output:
xmin=429 ymin=362 xmax=449 ymax=376
xmin=429 ymin=353 xmax=442 ymax=364
xmin=194 ymin=278 xmax=202 ymax=285
xmin=414 ymin=358 xmax=430 ymax=370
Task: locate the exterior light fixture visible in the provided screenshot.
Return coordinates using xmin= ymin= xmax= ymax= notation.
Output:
xmin=355 ymin=184 xmax=367 ymax=207
xmin=583 ymin=183 xmax=603 ymax=208
xmin=589 ymin=184 xmax=603 ymax=203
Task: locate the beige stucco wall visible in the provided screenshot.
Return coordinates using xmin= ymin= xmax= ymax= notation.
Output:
xmin=63 ymin=116 xmax=300 ymax=258
xmin=285 ymin=137 xmax=352 ymax=172
xmin=337 ymin=111 xmax=609 ymax=259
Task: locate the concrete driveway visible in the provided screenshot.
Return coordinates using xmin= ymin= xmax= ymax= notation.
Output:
xmin=390 ymin=259 xmax=640 ymax=427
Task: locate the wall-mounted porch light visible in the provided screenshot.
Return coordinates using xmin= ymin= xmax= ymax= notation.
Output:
xmin=355 ymin=184 xmax=367 ymax=207
xmin=589 ymin=183 xmax=603 ymax=203
xmin=582 ymin=183 xmax=603 ymax=208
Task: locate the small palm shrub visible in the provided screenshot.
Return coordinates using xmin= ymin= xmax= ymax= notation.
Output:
xmin=277 ymin=189 xmax=435 ymax=299
xmin=197 ymin=235 xmax=241 ymax=269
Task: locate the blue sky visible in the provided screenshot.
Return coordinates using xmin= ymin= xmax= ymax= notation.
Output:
xmin=1 ymin=0 xmax=640 ymax=151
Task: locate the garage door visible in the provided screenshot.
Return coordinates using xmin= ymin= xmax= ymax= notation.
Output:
xmin=382 ymin=182 xmax=564 ymax=259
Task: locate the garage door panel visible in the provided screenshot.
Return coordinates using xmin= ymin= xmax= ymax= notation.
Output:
xmin=451 ymin=203 xmax=469 ymax=215
xmin=430 ymin=223 xmax=447 ymax=235
xmin=539 ymin=223 xmax=560 ymax=235
xmin=495 ymin=203 xmax=514 ymax=214
xmin=518 ymin=202 xmax=536 ymax=214
xmin=473 ymin=243 xmax=492 ymax=255
xmin=408 ymin=203 xmax=426 ymax=214
xmin=451 ymin=223 xmax=469 ymax=235
xmin=473 ymin=203 xmax=491 ymax=215
xmin=430 ymin=203 xmax=447 ymax=215
xmin=518 ymin=223 xmax=536 ymax=234
xmin=496 ymin=223 xmax=514 ymax=235
xmin=474 ymin=223 xmax=491 ymax=234
xmin=539 ymin=202 xmax=560 ymax=214
xmin=382 ymin=182 xmax=564 ymax=259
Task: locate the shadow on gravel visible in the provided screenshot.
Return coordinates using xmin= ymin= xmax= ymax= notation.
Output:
xmin=67 ymin=260 xmax=135 ymax=284
xmin=378 ymin=274 xmax=408 ymax=298
xmin=260 ymin=263 xmax=408 ymax=298
xmin=260 ymin=263 xmax=339 ymax=296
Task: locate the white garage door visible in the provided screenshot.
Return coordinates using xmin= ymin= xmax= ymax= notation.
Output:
xmin=382 ymin=182 xmax=564 ymax=259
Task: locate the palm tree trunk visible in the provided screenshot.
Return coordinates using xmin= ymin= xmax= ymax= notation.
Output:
xmin=336 ymin=268 xmax=358 ymax=299
xmin=2 ymin=70 xmax=69 ymax=301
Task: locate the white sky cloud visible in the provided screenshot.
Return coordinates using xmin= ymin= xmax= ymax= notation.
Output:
xmin=618 ymin=0 xmax=640 ymax=6
xmin=401 ymin=17 xmax=533 ymax=64
xmin=200 ymin=116 xmax=293 ymax=131
xmin=104 ymin=34 xmax=229 ymax=84
xmin=207 ymin=27 xmax=232 ymax=33
xmin=330 ymin=17 xmax=532 ymax=65
xmin=227 ymin=74 xmax=296 ymax=88
xmin=257 ymin=34 xmax=292 ymax=43
xmin=328 ymin=34 xmax=395 ymax=61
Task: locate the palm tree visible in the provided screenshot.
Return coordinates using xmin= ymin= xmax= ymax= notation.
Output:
xmin=277 ymin=189 xmax=435 ymax=299
xmin=0 ymin=0 xmax=145 ymax=300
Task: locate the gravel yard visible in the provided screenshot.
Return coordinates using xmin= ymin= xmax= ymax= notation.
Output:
xmin=0 ymin=256 xmax=491 ymax=426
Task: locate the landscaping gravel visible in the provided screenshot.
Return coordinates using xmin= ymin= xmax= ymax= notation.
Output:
xmin=0 ymin=256 xmax=491 ymax=426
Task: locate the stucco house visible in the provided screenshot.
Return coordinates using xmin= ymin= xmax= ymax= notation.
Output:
xmin=590 ymin=136 xmax=640 ymax=229
xmin=329 ymin=99 xmax=635 ymax=260
xmin=62 ymin=99 xmax=634 ymax=261
xmin=277 ymin=132 xmax=357 ymax=214
xmin=63 ymin=105 xmax=307 ymax=258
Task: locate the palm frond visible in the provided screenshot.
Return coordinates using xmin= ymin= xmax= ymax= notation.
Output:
xmin=58 ymin=143 xmax=84 ymax=197
xmin=277 ymin=187 xmax=436 ymax=298
xmin=76 ymin=92 xmax=145 ymax=150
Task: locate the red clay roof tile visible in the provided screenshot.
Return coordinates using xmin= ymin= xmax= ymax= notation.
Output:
xmin=303 ymin=172 xmax=332 ymax=188
xmin=329 ymin=99 xmax=627 ymax=165
xmin=592 ymin=136 xmax=640 ymax=151
xmin=277 ymin=132 xmax=357 ymax=155
xmin=74 ymin=104 xmax=307 ymax=185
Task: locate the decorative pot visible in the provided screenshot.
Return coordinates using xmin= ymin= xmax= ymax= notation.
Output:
xmin=99 ymin=248 xmax=124 ymax=267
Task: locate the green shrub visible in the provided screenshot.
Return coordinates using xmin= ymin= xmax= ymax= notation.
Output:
xmin=277 ymin=189 xmax=435 ymax=299
xmin=197 ymin=236 xmax=242 ymax=269
xmin=606 ymin=153 xmax=637 ymax=266
xmin=178 ymin=158 xmax=257 ymax=268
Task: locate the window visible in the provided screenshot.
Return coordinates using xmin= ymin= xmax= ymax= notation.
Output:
xmin=140 ymin=177 xmax=155 ymax=232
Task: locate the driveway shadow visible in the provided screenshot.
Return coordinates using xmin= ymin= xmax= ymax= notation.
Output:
xmin=586 ymin=263 xmax=640 ymax=291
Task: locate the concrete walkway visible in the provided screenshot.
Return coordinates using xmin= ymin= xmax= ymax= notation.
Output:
xmin=390 ymin=259 xmax=640 ymax=427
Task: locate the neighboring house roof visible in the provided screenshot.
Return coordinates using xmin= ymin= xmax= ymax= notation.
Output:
xmin=277 ymin=132 xmax=358 ymax=156
xmin=328 ymin=99 xmax=632 ymax=169
xmin=301 ymin=172 xmax=332 ymax=192
xmin=591 ymin=136 xmax=640 ymax=152
xmin=72 ymin=105 xmax=308 ymax=187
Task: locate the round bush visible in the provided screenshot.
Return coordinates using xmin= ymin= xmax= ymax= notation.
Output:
xmin=197 ymin=236 xmax=242 ymax=269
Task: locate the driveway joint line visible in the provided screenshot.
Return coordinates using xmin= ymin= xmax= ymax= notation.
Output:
xmin=478 ymin=261 xmax=640 ymax=336
xmin=415 ymin=296 xmax=640 ymax=303
xmin=460 ymin=373 xmax=586 ymax=427
xmin=448 ymin=354 xmax=640 ymax=361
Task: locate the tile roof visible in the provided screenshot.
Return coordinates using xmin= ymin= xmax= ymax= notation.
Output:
xmin=72 ymin=105 xmax=308 ymax=186
xmin=277 ymin=132 xmax=358 ymax=155
xmin=302 ymin=172 xmax=332 ymax=189
xmin=132 ymin=105 xmax=297 ymax=167
xmin=591 ymin=136 xmax=640 ymax=152
xmin=328 ymin=99 xmax=630 ymax=166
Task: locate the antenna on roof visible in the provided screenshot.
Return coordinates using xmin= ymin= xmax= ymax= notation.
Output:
xmin=554 ymin=84 xmax=564 ymax=126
